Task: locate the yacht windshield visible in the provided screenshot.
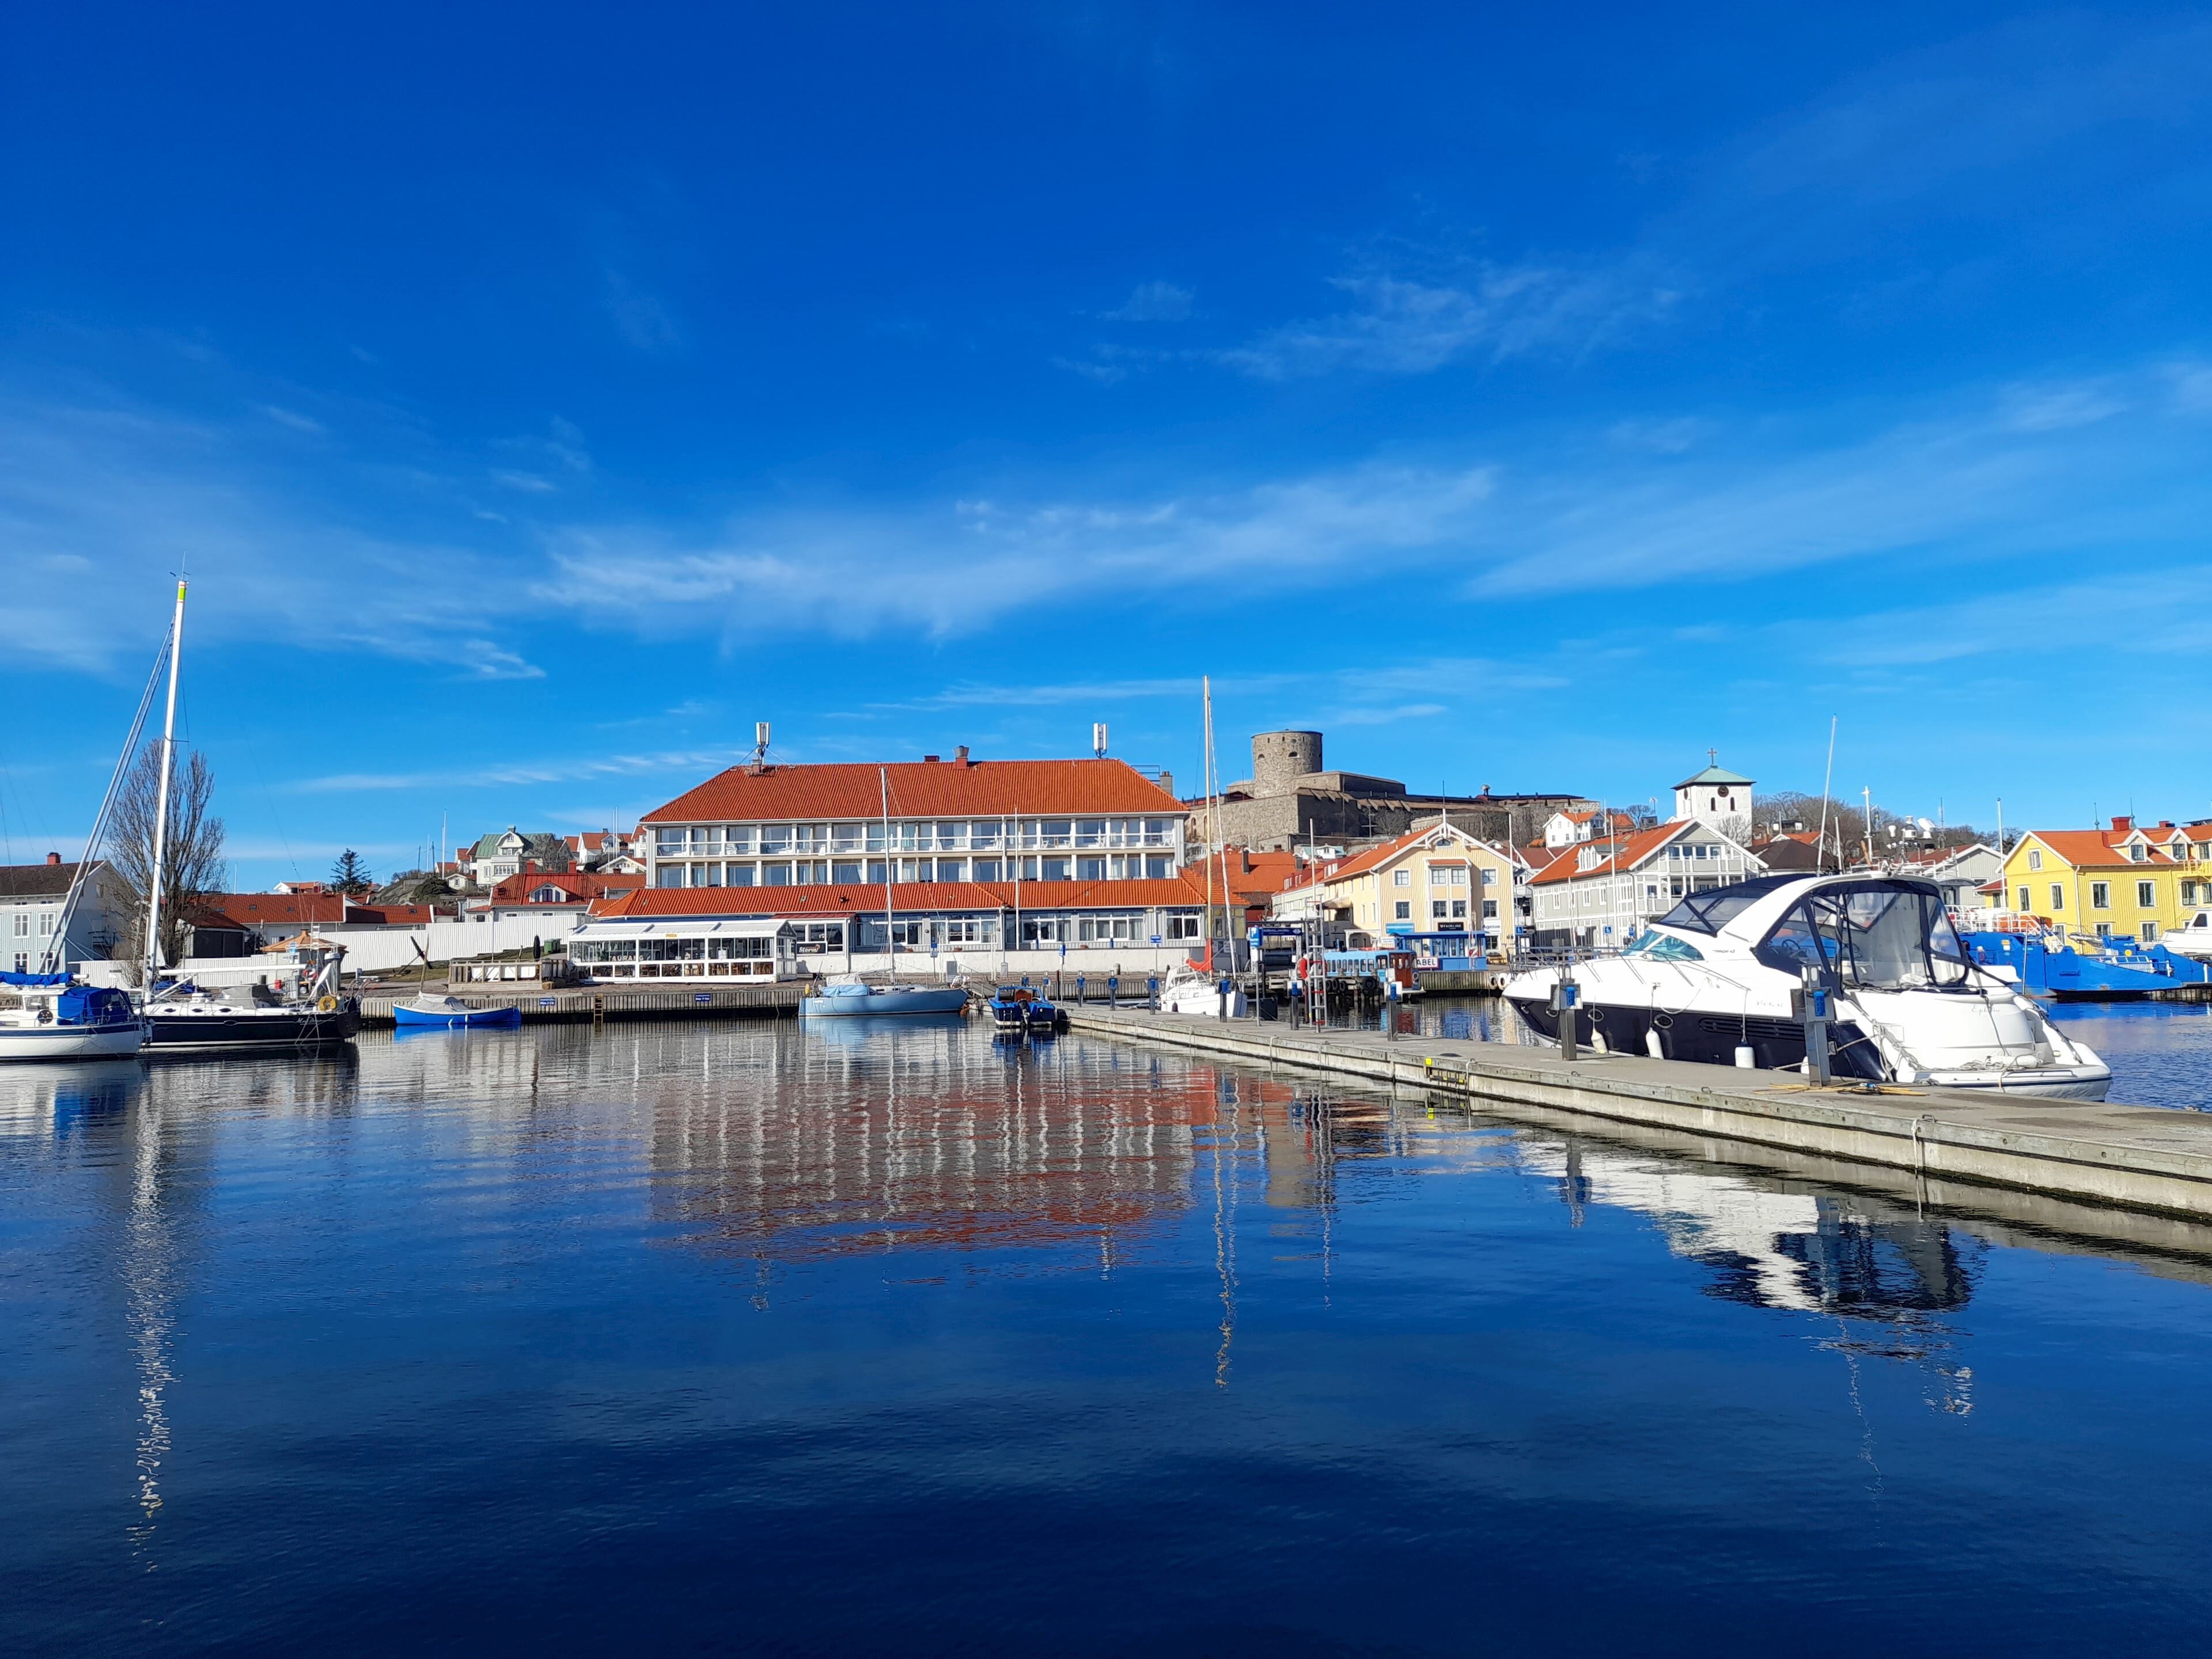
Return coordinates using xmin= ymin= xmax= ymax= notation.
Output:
xmin=1753 ymin=881 xmax=1969 ymax=991
xmin=1622 ymin=931 xmax=1704 ymax=962
xmin=1656 ymin=875 xmax=1804 ymax=936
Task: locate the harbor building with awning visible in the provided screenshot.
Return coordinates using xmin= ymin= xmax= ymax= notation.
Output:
xmin=578 ymin=875 xmax=1215 ymax=979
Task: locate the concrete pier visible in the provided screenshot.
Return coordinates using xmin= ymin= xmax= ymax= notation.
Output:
xmin=1063 ymin=1005 xmax=2212 ymax=1222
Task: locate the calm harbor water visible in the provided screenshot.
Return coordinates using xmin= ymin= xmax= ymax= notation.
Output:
xmin=7 ymin=1013 xmax=2212 ymax=1655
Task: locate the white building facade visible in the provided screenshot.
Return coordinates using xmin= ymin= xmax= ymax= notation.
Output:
xmin=641 ymin=755 xmax=1188 ymax=892
xmin=1529 ymin=820 xmax=1763 ymax=949
xmin=1 ymin=857 xmax=134 ymax=974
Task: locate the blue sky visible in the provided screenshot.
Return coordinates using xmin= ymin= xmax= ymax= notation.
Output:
xmin=5 ymin=4 xmax=2211 ymax=886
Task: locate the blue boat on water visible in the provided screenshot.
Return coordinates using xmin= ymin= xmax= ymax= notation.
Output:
xmin=987 ymin=985 xmax=1065 ymax=1039
xmin=391 ymin=995 xmax=524 ymax=1030
xmin=1963 ymin=931 xmax=2212 ymax=1001
xmin=798 ymin=980 xmax=970 ymax=1018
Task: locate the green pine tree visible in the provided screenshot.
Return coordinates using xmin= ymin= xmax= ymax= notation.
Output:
xmin=331 ymin=849 xmax=374 ymax=897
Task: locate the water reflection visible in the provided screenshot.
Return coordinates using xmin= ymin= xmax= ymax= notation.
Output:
xmin=14 ymin=1020 xmax=2212 ymax=1654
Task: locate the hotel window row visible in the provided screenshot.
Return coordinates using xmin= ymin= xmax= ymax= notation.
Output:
xmin=652 ymin=817 xmax=1179 ymax=859
xmin=655 ymin=853 xmax=1179 ymax=889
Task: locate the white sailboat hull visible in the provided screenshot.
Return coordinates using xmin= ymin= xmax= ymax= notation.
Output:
xmin=800 ymin=986 xmax=968 ymax=1017
xmin=0 ymin=1023 xmax=146 ymax=1062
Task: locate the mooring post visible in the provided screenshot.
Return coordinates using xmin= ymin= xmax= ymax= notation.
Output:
xmin=1551 ymin=975 xmax=1579 ymax=1063
xmin=1797 ymin=966 xmax=1834 ymax=1086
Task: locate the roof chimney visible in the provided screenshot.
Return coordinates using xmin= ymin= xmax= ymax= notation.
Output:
xmin=46 ymin=851 xmax=60 ymax=866
xmin=923 ymin=754 xmax=940 ymax=763
xmin=2112 ymin=816 xmax=2133 ymax=834
xmin=955 ymin=745 xmax=970 ymax=764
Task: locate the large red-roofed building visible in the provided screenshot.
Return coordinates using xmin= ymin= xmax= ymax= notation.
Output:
xmin=639 ymin=751 xmax=1189 ymax=899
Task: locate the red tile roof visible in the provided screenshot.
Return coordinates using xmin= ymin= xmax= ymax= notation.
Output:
xmin=643 ymin=758 xmax=1183 ymax=824
xmin=589 ymin=876 xmax=1214 ymax=920
xmin=1528 ymin=821 xmax=1694 ymax=885
xmin=189 ymin=893 xmax=448 ymax=927
xmin=1212 ymin=848 xmax=1302 ymax=904
xmin=2020 ymin=830 xmax=2182 ymax=869
xmin=480 ymin=870 xmax=646 ymax=904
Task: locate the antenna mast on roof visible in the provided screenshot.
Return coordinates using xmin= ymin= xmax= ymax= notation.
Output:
xmin=1092 ymin=722 xmax=1108 ymax=760
xmin=750 ymin=721 xmax=771 ymax=773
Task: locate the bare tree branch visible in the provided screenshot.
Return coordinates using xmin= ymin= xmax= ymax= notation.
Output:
xmin=109 ymin=744 xmax=226 ymax=978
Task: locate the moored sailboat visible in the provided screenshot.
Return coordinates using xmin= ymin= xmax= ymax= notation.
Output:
xmin=0 ymin=975 xmax=144 ymax=1061
xmin=800 ymin=766 xmax=967 ymax=1018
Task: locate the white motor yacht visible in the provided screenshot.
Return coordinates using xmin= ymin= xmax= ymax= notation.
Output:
xmin=1157 ymin=961 xmax=1247 ymax=1017
xmin=2165 ymin=910 xmax=2212 ymax=961
xmin=1503 ymin=873 xmax=2111 ymax=1100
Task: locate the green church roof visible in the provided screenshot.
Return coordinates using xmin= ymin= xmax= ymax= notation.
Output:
xmin=1675 ymin=763 xmax=1753 ymax=789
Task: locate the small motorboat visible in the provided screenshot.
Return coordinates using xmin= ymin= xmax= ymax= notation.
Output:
xmin=798 ymin=978 xmax=969 ymax=1018
xmin=0 ymin=974 xmax=145 ymax=1062
xmin=987 ymin=985 xmax=1066 ymax=1038
xmin=391 ymin=995 xmax=522 ymax=1030
xmin=1156 ymin=963 xmax=1247 ymax=1018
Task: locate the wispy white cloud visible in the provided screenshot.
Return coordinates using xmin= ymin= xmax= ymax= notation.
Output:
xmin=0 ymin=387 xmax=541 ymax=679
xmin=534 ymin=461 xmax=1498 ymax=641
xmin=256 ymin=403 xmax=326 ymax=435
xmin=1211 ymin=266 xmax=1678 ymax=379
xmin=1998 ymin=380 xmax=2127 ymax=432
xmin=296 ymin=744 xmax=752 ymax=793
xmin=1051 ymin=354 xmax=1128 ymax=386
xmin=1466 ymin=367 xmax=2212 ymax=598
xmin=1804 ymin=569 xmax=2212 ymax=669
xmin=1323 ymin=702 xmax=1446 ymax=727
xmin=1100 ymin=281 xmax=1194 ymax=323
xmin=1608 ymin=416 xmax=1715 ymax=455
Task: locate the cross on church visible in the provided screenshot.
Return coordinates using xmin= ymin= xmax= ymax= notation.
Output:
xmin=1707 ymin=747 xmax=1717 ymax=766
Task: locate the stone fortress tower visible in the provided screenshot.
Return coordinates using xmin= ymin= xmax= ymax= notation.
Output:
xmin=1210 ymin=726 xmax=1590 ymax=852
xmin=1249 ymin=730 xmax=1323 ymax=797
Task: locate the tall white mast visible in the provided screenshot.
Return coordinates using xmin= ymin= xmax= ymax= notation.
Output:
xmin=881 ymin=765 xmax=895 ymax=980
xmin=1202 ymin=676 xmax=1218 ymax=964
xmin=143 ymin=578 xmax=187 ymax=990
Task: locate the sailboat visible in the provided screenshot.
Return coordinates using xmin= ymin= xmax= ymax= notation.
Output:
xmin=134 ymin=580 xmax=361 ymax=1055
xmin=799 ymin=764 xmax=967 ymax=1018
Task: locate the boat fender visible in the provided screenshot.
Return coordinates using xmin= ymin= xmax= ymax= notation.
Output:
xmin=317 ymin=995 xmax=338 ymax=1014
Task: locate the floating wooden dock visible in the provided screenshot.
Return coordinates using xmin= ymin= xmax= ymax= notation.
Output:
xmin=356 ymin=982 xmax=808 ymax=1027
xmin=1063 ymin=1005 xmax=2212 ymax=1222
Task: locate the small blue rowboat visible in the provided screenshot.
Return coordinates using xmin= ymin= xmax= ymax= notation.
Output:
xmin=391 ymin=995 xmax=523 ymax=1030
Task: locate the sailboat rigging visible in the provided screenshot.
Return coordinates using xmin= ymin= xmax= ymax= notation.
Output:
xmin=132 ymin=579 xmax=361 ymax=1053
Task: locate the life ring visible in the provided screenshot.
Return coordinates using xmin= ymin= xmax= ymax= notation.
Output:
xmin=316 ymin=995 xmax=338 ymax=1014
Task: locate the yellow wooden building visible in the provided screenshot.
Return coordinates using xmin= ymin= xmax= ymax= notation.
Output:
xmin=1274 ymin=821 xmax=1524 ymax=944
xmin=1998 ymin=816 xmax=2212 ymax=942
